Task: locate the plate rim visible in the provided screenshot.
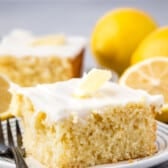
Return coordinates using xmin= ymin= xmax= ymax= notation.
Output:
xmin=0 ymin=122 xmax=167 ymax=168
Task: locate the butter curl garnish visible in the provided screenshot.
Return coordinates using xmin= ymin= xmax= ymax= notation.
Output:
xmin=74 ymin=68 xmax=112 ymax=98
xmin=31 ymin=34 xmax=66 ymax=46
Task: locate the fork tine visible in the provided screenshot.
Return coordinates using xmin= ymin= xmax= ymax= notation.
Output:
xmin=0 ymin=120 xmax=5 ymax=144
xmin=5 ymin=119 xmax=28 ymax=167
xmin=7 ymin=119 xmax=14 ymax=146
xmin=16 ymin=119 xmax=22 ymax=148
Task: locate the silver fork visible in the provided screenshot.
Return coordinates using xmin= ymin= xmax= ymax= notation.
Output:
xmin=0 ymin=119 xmax=12 ymax=158
xmin=0 ymin=118 xmax=28 ymax=168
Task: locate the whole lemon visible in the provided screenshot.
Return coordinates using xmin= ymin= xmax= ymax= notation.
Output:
xmin=91 ymin=8 xmax=157 ymax=75
xmin=131 ymin=27 xmax=168 ymax=64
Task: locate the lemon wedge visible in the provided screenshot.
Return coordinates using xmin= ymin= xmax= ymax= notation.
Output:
xmin=75 ymin=69 xmax=112 ymax=97
xmin=31 ymin=34 xmax=66 ymax=46
xmin=157 ymin=104 xmax=168 ymax=122
xmin=119 ymin=57 xmax=168 ymax=122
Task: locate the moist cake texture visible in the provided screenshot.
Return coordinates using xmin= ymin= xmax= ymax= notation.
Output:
xmin=9 ymin=78 xmax=163 ymax=168
xmin=0 ymin=30 xmax=85 ymax=86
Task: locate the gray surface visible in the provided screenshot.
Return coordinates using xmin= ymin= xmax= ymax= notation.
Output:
xmin=152 ymin=161 xmax=168 ymax=168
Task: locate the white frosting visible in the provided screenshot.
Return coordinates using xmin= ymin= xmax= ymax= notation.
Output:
xmin=11 ymin=79 xmax=164 ymax=122
xmin=0 ymin=29 xmax=86 ymax=58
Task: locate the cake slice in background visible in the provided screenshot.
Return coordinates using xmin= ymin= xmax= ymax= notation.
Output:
xmin=0 ymin=29 xmax=85 ymax=86
xmin=8 ymin=69 xmax=163 ymax=168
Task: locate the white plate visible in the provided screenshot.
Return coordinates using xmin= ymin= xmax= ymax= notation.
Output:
xmin=0 ymin=121 xmax=168 ymax=168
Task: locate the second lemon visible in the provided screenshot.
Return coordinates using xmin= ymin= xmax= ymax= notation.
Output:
xmin=131 ymin=26 xmax=168 ymax=64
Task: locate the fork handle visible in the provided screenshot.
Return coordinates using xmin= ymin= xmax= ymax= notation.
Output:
xmin=11 ymin=146 xmax=28 ymax=168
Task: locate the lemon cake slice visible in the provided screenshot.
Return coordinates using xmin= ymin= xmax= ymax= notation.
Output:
xmin=0 ymin=29 xmax=85 ymax=86
xmin=8 ymin=69 xmax=163 ymax=168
